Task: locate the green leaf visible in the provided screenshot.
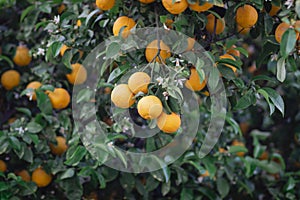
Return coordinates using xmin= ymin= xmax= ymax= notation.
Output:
xmin=208 ymin=66 xmax=219 ymax=91
xmin=280 ymin=29 xmax=297 ymax=58
xmin=62 ymin=50 xmax=72 ymax=69
xmin=257 ymin=88 xmax=275 ymax=115
xmin=161 ymin=181 xmax=171 ymax=196
xmin=119 ymin=173 xmax=135 ymax=192
xmin=39 ymin=3 xmax=51 ymax=13
xmin=180 ymin=188 xmax=193 ymax=200
xmin=228 ymin=145 xmax=248 ymax=154
xmin=26 ymin=122 xmax=43 ymax=133
xmin=60 ymin=168 xmax=75 ymax=180
xmin=20 ymin=5 xmax=35 ymax=22
xmin=50 ymin=41 xmax=63 ymax=58
xmin=276 ymin=57 xmax=286 ymax=82
xmin=262 ymin=87 xmax=285 ymax=116
xmin=251 ymin=75 xmax=275 ymax=82
xmin=65 ymin=146 xmax=87 ymax=166
xmin=36 ymin=90 xmax=53 ymax=115
xmin=296 ymin=0 xmax=300 ymax=20
xmin=234 ymin=91 xmax=256 ymax=110
xmin=106 ymin=42 xmax=121 ymax=59
xmin=0 ymin=55 xmax=14 ymax=68
xmin=9 ymin=136 xmax=21 ymax=151
xmin=15 ymin=107 xmax=31 ymax=117
xmin=217 ymin=178 xmax=230 ymax=198
xmin=76 ymin=89 xmax=93 ymax=103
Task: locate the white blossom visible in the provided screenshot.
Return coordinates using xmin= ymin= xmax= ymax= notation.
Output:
xmin=285 ymin=0 xmax=294 ymax=9
xmin=163 ymin=91 xmax=169 ymax=100
xmin=37 ymin=48 xmax=45 ymax=56
xmin=156 ymin=77 xmax=164 ymax=85
xmin=53 ymin=15 xmax=60 ymax=24
xmin=174 ymin=78 xmax=186 ymax=87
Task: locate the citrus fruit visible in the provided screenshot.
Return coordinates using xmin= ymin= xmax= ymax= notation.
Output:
xmin=32 ymin=167 xmax=52 ymax=187
xmin=137 ymin=95 xmax=163 ymax=119
xmin=139 ymin=0 xmax=155 ymax=4
xmin=26 ymin=81 xmax=42 ymax=101
xmin=165 ymin=19 xmax=174 ymax=29
xmin=66 ymin=63 xmax=87 ymax=85
xmin=219 ymin=148 xmax=227 ymax=153
xmin=57 ymin=4 xmax=66 ymax=14
xmin=1 ymin=70 xmax=20 ymax=90
xmin=226 ymin=45 xmax=240 ymax=57
xmin=200 ymin=170 xmax=210 ymax=177
xmin=206 ymin=14 xmax=225 ymax=35
xmin=49 ymin=136 xmax=68 ymax=156
xmin=237 ymin=25 xmax=250 ymax=35
xmin=259 ymin=151 xmax=269 ymax=160
xmin=145 ymin=40 xmax=171 ymax=63
xmin=76 ymin=19 xmax=82 ymax=27
xmin=48 ymin=88 xmax=70 ymax=110
xmin=96 ymin=0 xmax=115 ymax=11
xmin=162 ymin=0 xmax=188 ymax=15
xmin=236 ymin=4 xmax=258 ymax=28
xmin=13 ymin=45 xmax=32 ymax=67
xmin=16 ymin=170 xmax=31 ymax=182
xmin=111 ymin=84 xmax=135 ymax=108
xmin=0 ymin=160 xmax=7 ymax=172
xmin=189 ymin=1 xmax=213 ymax=12
xmin=128 ymin=72 xmax=151 ymax=94
xmin=274 ymin=22 xmax=293 ymax=43
xmin=185 ymin=67 xmax=206 ymax=91
xmin=268 ymin=4 xmax=280 ymax=17
xmin=239 ymin=122 xmax=249 ymax=135
xmin=186 ymin=37 xmax=195 ymax=51
xmin=157 ymin=112 xmax=181 ymax=133
xmin=60 ymin=44 xmax=70 ymax=56
xmin=113 ymin=16 xmax=136 ymax=38
xmin=231 ymin=140 xmax=246 ymax=157
xmin=219 ymin=54 xmax=237 ymax=73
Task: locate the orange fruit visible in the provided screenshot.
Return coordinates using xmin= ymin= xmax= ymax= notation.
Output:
xmin=219 ymin=148 xmax=227 ymax=153
xmin=231 ymin=139 xmax=246 ymax=157
xmin=236 ymin=4 xmax=258 ymax=28
xmin=16 ymin=170 xmax=31 ymax=182
xmin=237 ymin=25 xmax=250 ymax=35
xmin=139 ymin=0 xmax=155 ymax=4
xmin=259 ymin=151 xmax=269 ymax=160
xmin=95 ymin=0 xmax=115 ymax=11
xmin=26 ymin=81 xmax=42 ymax=101
xmin=274 ymin=22 xmax=297 ymax=43
xmin=186 ymin=37 xmax=195 ymax=51
xmin=60 ymin=44 xmax=70 ymax=56
xmin=162 ymin=0 xmax=188 ymax=15
xmin=206 ymin=14 xmax=225 ymax=35
xmin=76 ymin=19 xmax=82 ymax=27
xmin=0 ymin=160 xmax=7 ymax=172
xmin=13 ymin=45 xmax=32 ymax=67
xmin=8 ymin=117 xmax=17 ymax=124
xmin=113 ymin=16 xmax=136 ymax=38
xmin=219 ymin=54 xmax=237 ymax=73
xmin=137 ymin=95 xmax=163 ymax=119
xmin=189 ymin=1 xmax=213 ymax=12
xmin=165 ymin=19 xmax=174 ymax=29
xmin=239 ymin=122 xmax=250 ymax=135
xmin=200 ymin=170 xmax=210 ymax=177
xmin=185 ymin=68 xmax=206 ymax=91
xmin=128 ymin=72 xmax=151 ymax=94
xmin=1 ymin=70 xmax=20 ymax=90
xmin=111 ymin=84 xmax=135 ymax=108
xmin=57 ymin=4 xmax=66 ymax=14
xmin=157 ymin=112 xmax=181 ymax=133
xmin=145 ymin=40 xmax=171 ymax=63
xmin=66 ymin=63 xmax=87 ymax=85
xmin=268 ymin=4 xmax=280 ymax=17
xmin=32 ymin=167 xmax=52 ymax=187
xmin=49 ymin=136 xmax=68 ymax=156
xmin=226 ymin=45 xmax=240 ymax=57
xmin=104 ymin=87 xmax=112 ymax=94
xmin=48 ymin=88 xmax=70 ymax=110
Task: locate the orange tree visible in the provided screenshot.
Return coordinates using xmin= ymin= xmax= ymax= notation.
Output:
xmin=1 ymin=0 xmax=300 ymax=199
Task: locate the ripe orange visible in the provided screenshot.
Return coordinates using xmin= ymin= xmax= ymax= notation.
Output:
xmin=165 ymin=19 xmax=174 ymax=29
xmin=237 ymin=25 xmax=250 ymax=35
xmin=206 ymin=14 xmax=225 ymax=35
xmin=1 ymin=70 xmax=20 ymax=90
xmin=13 ymin=45 xmax=32 ymax=67
xmin=32 ymin=167 xmax=52 ymax=187
xmin=200 ymin=170 xmax=210 ymax=177
xmin=226 ymin=45 xmax=240 ymax=57
xmin=104 ymin=87 xmax=112 ymax=94
xmin=219 ymin=54 xmax=237 ymax=73
xmin=128 ymin=72 xmax=151 ymax=94
xmin=259 ymin=151 xmax=269 ymax=160
xmin=189 ymin=1 xmax=213 ymax=12
xmin=95 ymin=0 xmax=115 ymax=11
xmin=219 ymin=148 xmax=227 ymax=153
xmin=231 ymin=140 xmax=246 ymax=157
xmin=162 ymin=0 xmax=188 ymax=15
xmin=26 ymin=81 xmax=42 ymax=101
xmin=49 ymin=136 xmax=68 ymax=156
xmin=137 ymin=95 xmax=163 ymax=119
xmin=268 ymin=4 xmax=280 ymax=17
xmin=57 ymin=4 xmax=66 ymax=14
xmin=76 ymin=19 xmax=82 ymax=27
xmin=145 ymin=40 xmax=171 ymax=63
xmin=186 ymin=37 xmax=195 ymax=51
xmin=66 ymin=63 xmax=87 ymax=85
xmin=157 ymin=112 xmax=181 ymax=133
xmin=239 ymin=122 xmax=250 ymax=135
xmin=274 ymin=22 xmax=294 ymax=43
xmin=139 ymin=0 xmax=155 ymax=4
xmin=48 ymin=88 xmax=71 ymax=110
xmin=60 ymin=44 xmax=70 ymax=56
xmin=111 ymin=84 xmax=135 ymax=108
xmin=113 ymin=16 xmax=136 ymax=38
xmin=16 ymin=169 xmax=31 ymax=182
xmin=185 ymin=68 xmax=206 ymax=91
xmin=236 ymin=4 xmax=258 ymax=28
xmin=0 ymin=160 xmax=7 ymax=172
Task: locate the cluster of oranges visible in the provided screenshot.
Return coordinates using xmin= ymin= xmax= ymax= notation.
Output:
xmin=111 ymin=71 xmax=181 ymax=133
